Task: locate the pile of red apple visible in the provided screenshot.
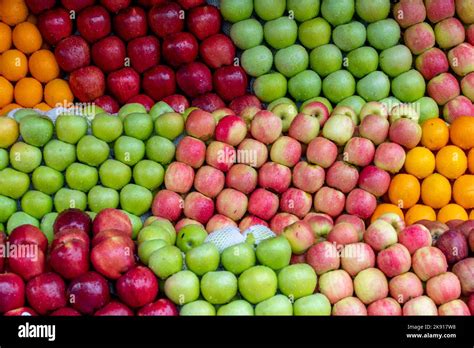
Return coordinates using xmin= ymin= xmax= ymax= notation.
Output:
xmin=29 ymin=0 xmax=247 ymax=112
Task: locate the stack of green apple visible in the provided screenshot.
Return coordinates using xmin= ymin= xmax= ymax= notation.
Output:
xmin=0 ymin=101 xmax=182 ymax=239
xmin=223 ymin=0 xmax=439 ymax=123
xmin=137 ymin=221 xmax=325 ymax=316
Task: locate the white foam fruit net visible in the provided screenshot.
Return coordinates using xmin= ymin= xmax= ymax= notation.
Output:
xmin=205 ymin=225 xmax=276 ymax=253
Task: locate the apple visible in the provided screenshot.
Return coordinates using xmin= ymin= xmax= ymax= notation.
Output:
xmin=137 ymin=299 xmax=178 ymax=316
xmin=448 ymin=43 xmax=474 ymax=77
xmin=177 ymin=62 xmax=213 ymax=98
xmin=322 ymin=70 xmax=356 ymax=104
xmin=91 ymin=235 xmax=135 ymax=279
xmin=229 ymin=95 xmax=261 ymax=117
xmin=213 ymin=66 xmax=248 ymax=102
xmin=332 ymin=297 xmax=367 ymax=316
xmin=25 ymin=0 xmax=55 ymax=14
xmin=415 ymin=47 xmax=449 ymax=80
xmin=93 ymin=301 xmax=133 ymax=316
xmin=345 ymin=46 xmax=378 ymax=79
xmin=201 ymin=271 xmax=237 ymax=305
xmin=404 ymin=22 xmax=435 ymax=55
xmin=398 ymin=224 xmax=432 ymax=255
xmin=321 ymin=0 xmax=354 ymax=25
xmin=374 ymin=142 xmax=406 ymax=174
xmin=438 ymin=300 xmax=471 ymax=316
xmin=190 ymin=166 xmax=224 ymax=199
xmin=426 ymin=272 xmax=461 ymax=305
xmin=50 ymin=307 xmax=81 ymax=316
xmin=237 ymin=139 xmax=268 ymax=169
xmin=412 ymin=246 xmax=448 ymax=281
xmin=0 ymin=195 xmax=16 ymax=224
xmin=388 ymin=272 xmax=423 ymax=305
xmin=367 ymin=298 xmax=402 ymax=316
xmin=269 ymin=213 xmax=298 ymax=235
xmin=55 ymin=115 xmax=88 ymax=145
xmin=77 ymin=6 xmax=111 ymax=43
xmin=354 ymin=268 xmax=388 ymax=305
xmin=164 ymin=270 xmax=200 ymax=305
xmin=306 ymin=241 xmax=340 ymax=275
xmin=424 ymin=0 xmax=454 ymax=23
xmin=238 ymin=265 xmax=277 ymax=304
xmin=225 ymin=164 xmax=257 ymax=195
xmin=38 ymin=8 xmax=73 ymax=45
xmin=314 ymin=187 xmax=345 ymax=218
xmin=254 ymin=0 xmax=285 ymax=20
xmin=292 ymin=161 xmax=325 ymax=194
xmin=98 ymin=160 xmax=131 ymax=191
xmin=230 ymin=18 xmax=263 ymax=51
xmin=278 ymin=264 xmax=317 ymax=300
xmin=111 ymin=6 xmax=147 ymax=42
xmin=176 ymin=224 xmax=208 ymax=253
xmin=274 ymin=45 xmax=308 ymax=78
xmin=391 ymin=70 xmax=426 ymax=103
xmin=164 ymin=162 xmax=194 ymax=194
xmin=248 ymin=188 xmax=279 ymax=221
xmin=185 ymin=243 xmax=219 ymax=276
xmin=455 ymin=0 xmax=474 ymax=24
xmin=319 ymin=269 xmax=353 ymax=304
xmin=26 ymin=273 xmax=66 ymax=315
xmin=332 ymin=21 xmax=366 ymax=53
xmin=452 ymin=258 xmax=474 ymax=295
xmin=270 ymin=136 xmax=302 ymax=168
xmin=217 ymin=300 xmax=254 ymax=316
xmin=145 ymin=136 xmax=175 ymax=165
xmin=427 ymin=73 xmax=460 ymax=106
xmin=115 ymin=266 xmax=158 ymax=308
xmin=107 ymin=68 xmax=140 ymax=105
xmin=179 ymin=300 xmax=215 ymax=316
xmin=443 ymin=96 xmax=474 ymax=123
xmin=306 ymin=137 xmax=337 ymax=169
xmin=468 ymin=24 xmax=474 ymax=45
xmin=205 ymin=141 xmax=235 ymax=173
xmin=239 ymin=215 xmax=268 ymax=231
xmin=309 ymin=44 xmax=342 ymax=79
xmin=364 ymin=220 xmax=398 ymax=252
xmin=216 ymin=188 xmax=248 ymax=221
xmin=191 ymin=94 xmax=225 ymax=113
xmin=142 ymin=65 xmax=176 ymax=101
xmin=435 ymin=18 xmax=465 ymax=50
xmin=326 ymin=161 xmax=359 ymax=194
xmin=123 ymin=113 xmax=153 ymax=141
xmin=340 ymin=242 xmax=375 ymax=277
xmin=220 ymin=243 xmax=256 ymax=276
xmin=377 ymin=243 xmax=412 ymax=278
xmin=304 ymin=213 xmax=333 ymax=240
xmin=279 ymin=188 xmax=312 ymax=219
xmin=255 ymin=236 xmax=291 ymax=271
xmin=253 ymin=73 xmax=288 ymax=103
xmin=461 ymin=73 xmax=474 ymax=101
xmin=263 ymin=17 xmax=297 ymax=50
xmin=356 ymin=0 xmax=390 ymax=22
xmin=365 ymin=18 xmax=399 ymax=51
xmin=327 ymin=222 xmax=359 ymax=246
xmin=162 ymin=32 xmax=198 ymax=68
xmin=0 ymin=273 xmax=25 ymax=313
xmin=254 ymin=295 xmax=292 ymax=316
xmin=283 ymin=221 xmax=315 ymax=255
xmin=125 ymin=36 xmax=160 ymax=74
xmin=55 ymin=36 xmax=90 ymax=73
xmin=297 ymin=17 xmax=331 ymax=50
xmin=93 ymin=208 xmax=131 ymax=237
xmin=417 ymin=96 xmax=441 ymax=123
xmin=186 ymin=5 xmax=221 ymax=41
xmin=220 ymin=0 xmax=253 ymax=23
xmin=67 ymin=272 xmax=110 ymax=314
xmin=258 ymin=162 xmax=291 ymax=194
xmin=393 ymin=0 xmax=426 ymax=28
xmin=69 ymin=66 xmax=105 ymax=102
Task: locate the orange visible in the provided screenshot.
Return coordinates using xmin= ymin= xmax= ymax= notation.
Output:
xmin=470 ymin=210 xmax=474 ymax=220
xmin=0 ymin=49 xmax=28 ymax=81
xmin=0 ymin=76 xmax=14 ymax=108
xmin=405 ymin=204 xmax=436 ymax=225
xmin=44 ymin=79 xmax=73 ymax=108
xmin=371 ymin=204 xmax=404 ymax=223
xmin=29 ymin=50 xmax=59 ymax=83
xmin=468 ymin=148 xmax=474 ymax=174
xmin=450 ymin=116 xmax=474 ymax=150
xmin=0 ymin=0 xmax=28 ymax=26
xmin=12 ymin=22 xmax=43 ymax=54
xmin=0 ymin=117 xmax=19 ymax=148
xmin=388 ymin=174 xmax=421 ymax=209
xmin=14 ymin=78 xmax=43 ymax=108
xmin=0 ymin=103 xmax=21 ymax=116
xmin=421 ymin=118 xmax=449 ymax=151
xmin=421 ymin=173 xmax=452 ymax=209
xmin=33 ymin=102 xmax=51 ymax=112
xmin=435 ymin=145 xmax=468 ymax=179
xmin=437 ymin=204 xmax=468 ymax=223
xmin=404 ymin=147 xmax=435 ymax=179
xmin=0 ymin=22 xmax=12 ymax=53
xmin=453 ymin=175 xmax=474 ymax=209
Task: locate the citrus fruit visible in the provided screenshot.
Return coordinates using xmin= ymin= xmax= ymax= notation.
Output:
xmin=0 ymin=117 xmax=19 ymax=148
xmin=0 ymin=103 xmax=21 ymax=116
xmin=421 ymin=173 xmax=452 ymax=209
xmin=371 ymin=204 xmax=404 ymax=223
xmin=12 ymin=22 xmax=42 ymax=54
xmin=468 ymin=148 xmax=474 ymax=174
xmin=388 ymin=174 xmax=420 ymax=209
xmin=0 ymin=76 xmax=14 ymax=108
xmin=421 ymin=118 xmax=449 ymax=151
xmin=437 ymin=204 xmax=468 ymax=223
xmin=29 ymin=49 xmax=59 ymax=83
xmin=33 ymin=102 xmax=51 ymax=111
xmin=453 ymin=175 xmax=474 ymax=209
xmin=450 ymin=116 xmax=474 ymax=150
xmin=405 ymin=204 xmax=436 ymax=225
xmin=44 ymin=79 xmax=73 ymax=108
xmin=14 ymin=77 xmax=43 ymax=108
xmin=0 ymin=22 xmax=12 ymax=53
xmin=0 ymin=49 xmax=28 ymax=81
xmin=0 ymin=0 xmax=28 ymax=26
xmin=435 ymin=145 xmax=468 ymax=179
xmin=404 ymin=147 xmax=435 ymax=179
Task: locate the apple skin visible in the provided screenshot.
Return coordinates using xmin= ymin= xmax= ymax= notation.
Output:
xmin=435 ymin=18 xmax=466 ymax=49
xmin=94 ymin=301 xmax=134 ymax=316
xmin=113 ymin=6 xmax=148 ymax=41
xmin=107 ymin=68 xmax=140 ymax=105
xmin=0 ymin=273 xmax=25 ymax=313
xmin=116 ymin=266 xmax=158 ymax=308
xmin=452 ymin=258 xmax=474 ymax=295
xmin=258 ymin=162 xmax=291 ymax=194
xmin=279 ymin=188 xmax=312 ymax=219
xmin=77 ymin=6 xmax=111 ymax=43
xmin=101 ymin=0 xmax=131 ymax=13
xmin=205 ymin=141 xmax=235 ymax=172
xmin=90 ymin=36 xmax=127 ymax=74
xmin=148 ymin=2 xmax=184 ymax=38
xmin=206 ymin=214 xmax=237 ymax=232
xmin=192 ymin=93 xmax=226 ymax=112
xmin=126 ymin=36 xmax=160 ymax=74
xmin=183 ymin=192 xmax=215 ymax=224
xmin=213 ymin=66 xmax=248 ymax=102
xmin=392 ymin=0 xmax=426 ymax=28
xmin=226 ymin=164 xmax=257 ymax=195
xmin=151 ymin=190 xmax=183 ymax=222
xmin=50 ymin=307 xmax=82 ymax=316
xmin=468 ymin=25 xmax=474 ymax=45
xmin=389 ymin=272 xmax=423 ymax=304
xmin=164 ymin=162 xmax=194 ymax=194
xmin=250 ymin=110 xmax=282 ymax=145
xmin=200 ymin=34 xmax=236 ymax=69
xmin=93 ymin=208 xmax=132 ymax=237
xmin=216 ymin=188 xmax=248 ymax=221
xmin=367 ymin=298 xmax=402 ymax=316
xmin=426 ymin=0 xmax=455 ymax=23
xmin=327 ymin=223 xmax=359 ymax=246
xmin=9 ymin=224 xmax=48 ymax=253
xmin=326 ymin=161 xmax=359 ymax=194
xmin=55 ymin=36 xmax=91 ymax=73
xmin=332 ymin=297 xmax=367 ymax=316
xmin=26 ymin=273 xmax=66 ymax=315
xmin=49 ymin=239 xmax=89 ymax=280
xmin=162 ymin=32 xmax=198 ymax=68
xmin=194 ymin=166 xmax=225 ymax=198
xmin=25 ymin=0 xmax=55 ymax=14
xmin=443 ymin=96 xmax=474 ymax=123
xmin=319 ymin=269 xmax=353 ymax=304
xmin=415 ymin=47 xmax=449 ymax=80
xmin=376 ymin=243 xmax=412 ymax=278
xmin=456 ymin=0 xmax=474 ymax=24
xmin=438 ymin=299 xmax=471 ymax=316
xmin=354 ymin=268 xmax=389 ymax=305
xmin=412 ymin=246 xmax=448 ymax=281
xmin=142 ymin=65 xmax=176 ymax=101
xmin=374 ymin=142 xmax=406 ymax=174
xmin=137 ymin=299 xmax=179 ymax=316
xmin=448 ymin=43 xmax=474 ymax=77
xmin=67 ymin=271 xmax=110 ymax=315
xmin=426 ymin=272 xmax=461 ymax=305
xmin=61 ymin=0 xmax=95 ymax=11
xmin=177 ymin=62 xmax=213 ymax=98
xmin=248 ymin=188 xmax=279 ymax=221
xmin=69 ymin=66 xmax=106 ymax=102
xmin=8 ymin=247 xmax=45 ymax=281
xmin=314 ymin=187 xmax=346 ymax=218
xmin=176 ymin=136 xmax=206 ymax=169
xmin=38 ymin=8 xmax=73 ymax=45
xmin=461 ymin=73 xmax=474 ymax=101
xmin=187 ymin=5 xmax=221 ymax=40
xmin=185 ymin=109 xmax=215 ymax=141
xmin=91 ymin=236 xmax=135 ymax=280
xmin=340 ymin=242 xmax=375 ymax=277
xmin=94 ymin=95 xmax=120 ymax=114
xmin=4 ymin=307 xmax=38 ymax=316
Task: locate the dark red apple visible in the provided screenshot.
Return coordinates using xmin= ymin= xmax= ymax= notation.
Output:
xmin=177 ymin=0 xmax=205 ymax=9
xmin=91 ymin=236 xmax=135 ymax=279
xmin=94 ymin=95 xmax=120 ymax=113
xmin=186 ymin=5 xmax=221 ymax=40
xmin=162 ymin=94 xmax=189 ymax=113
xmin=61 ymin=0 xmax=95 ymax=11
xmin=55 ymin=35 xmax=91 ymax=73
xmin=54 ymin=209 xmax=92 ymax=234
xmin=116 ymin=266 xmax=158 ymax=308
xmin=148 ymin=2 xmax=184 ymax=38
xmin=8 ymin=249 xmax=45 ymax=281
xmin=50 ymin=307 xmax=82 ymax=316
xmin=142 ymin=65 xmax=176 ymax=101
xmin=9 ymin=225 xmax=48 ymax=253
xmin=229 ymin=94 xmax=262 ymax=115
xmin=67 ymin=271 xmax=110 ymax=314
xmin=127 ymin=35 xmax=160 ymax=73
xmin=69 ymin=66 xmax=106 ymax=102
xmin=77 ymin=5 xmax=111 ymax=43
xmin=137 ymin=0 xmax=166 ymax=7
xmin=162 ymin=32 xmax=198 ymax=67
xmin=113 ymin=6 xmax=148 ymax=41
xmin=436 ymin=230 xmax=468 ymax=264
xmin=137 ymin=299 xmax=178 ymax=316
xmin=91 ymin=229 xmax=134 ymax=249
xmin=25 ymin=0 xmax=56 ymax=14
xmin=26 ymin=273 xmax=66 ymax=315
xmin=200 ymin=34 xmax=236 ymax=69
xmin=454 ymin=220 xmax=474 ymax=238
xmin=127 ymin=94 xmax=155 ymax=111
xmin=92 ymin=208 xmax=132 ymax=237
xmin=94 ymin=301 xmax=134 ymax=316
xmin=100 ymin=0 xmax=130 ymax=13
xmin=38 ymin=8 xmax=73 ymax=45
xmin=177 ymin=62 xmax=212 ymax=98
xmin=446 ymin=220 xmax=464 ymax=229
xmin=49 ymin=239 xmax=89 ymax=280
xmin=91 ymin=36 xmax=126 ymax=73
xmin=107 ymin=67 xmax=140 ymax=104
xmin=51 ymin=228 xmax=90 ymax=251
xmin=0 ymin=273 xmax=25 ymax=313
xmin=191 ymin=93 xmax=225 ymax=112
xmin=213 ymin=66 xmax=248 ymax=102
xmin=4 ymin=307 xmax=37 ymax=316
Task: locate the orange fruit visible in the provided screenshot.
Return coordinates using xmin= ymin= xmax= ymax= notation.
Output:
xmin=0 ymin=76 xmax=14 ymax=108
xmin=371 ymin=204 xmax=404 ymax=223
xmin=450 ymin=116 xmax=474 ymax=150
xmin=435 ymin=145 xmax=468 ymax=179
xmin=0 ymin=116 xmax=19 ymax=148
xmin=421 ymin=118 xmax=449 ymax=151
xmin=44 ymin=79 xmax=73 ymax=108
xmin=405 ymin=204 xmax=436 ymax=225
xmin=437 ymin=204 xmax=468 ymax=224
xmin=453 ymin=175 xmax=474 ymax=209
xmin=0 ymin=0 xmax=28 ymax=26
xmin=0 ymin=103 xmax=21 ymax=116
xmin=404 ymin=147 xmax=435 ymax=179
xmin=468 ymin=148 xmax=474 ymax=174
xmin=0 ymin=49 xmax=28 ymax=81
xmin=14 ymin=78 xmax=43 ymax=108
xmin=0 ymin=22 xmax=12 ymax=53
xmin=421 ymin=173 xmax=452 ymax=209
xmin=29 ymin=50 xmax=59 ymax=83
xmin=33 ymin=102 xmax=51 ymax=112
xmin=388 ymin=174 xmax=421 ymax=209
xmin=12 ymin=22 xmax=43 ymax=54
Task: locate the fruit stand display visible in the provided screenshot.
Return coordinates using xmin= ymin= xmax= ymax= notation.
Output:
xmin=0 ymin=0 xmax=473 ymax=318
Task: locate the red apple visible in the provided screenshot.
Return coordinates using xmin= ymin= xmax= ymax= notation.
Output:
xmin=38 ymin=8 xmax=73 ymax=45
xmin=194 ymin=165 xmax=225 ymax=198
xmin=226 ymin=164 xmax=257 ymax=194
xmin=50 ymin=307 xmax=82 ymax=316
xmin=151 ymin=190 xmax=184 ymax=222
xmin=94 ymin=301 xmax=134 ymax=316
xmin=426 ymin=272 xmax=461 ymax=305
xmin=107 ymin=67 xmax=140 ymax=104
xmin=436 ymin=230 xmax=469 ymax=264
xmin=91 ymin=236 xmax=135 ymax=279
xmin=186 ymin=5 xmax=221 ymax=40
xmin=148 ymin=2 xmax=184 ymax=38
xmin=306 ymin=241 xmax=340 ymax=275
xmin=8 ymin=248 xmax=45 ymax=281
xmin=137 ymin=0 xmax=166 ymax=7
xmin=26 ymin=273 xmax=66 ymax=315
xmin=54 ymin=209 xmax=92 ymax=234
xmin=191 ymin=93 xmax=226 ymax=112
xmin=51 ymin=228 xmax=90 ymax=250
xmin=77 ymin=6 xmax=111 ymax=44
xmin=55 ymin=35 xmax=91 ymax=73
xmin=69 ymin=66 xmax=106 ymax=102
xmin=200 ymin=34 xmax=236 ymax=69
xmin=116 ymin=266 xmax=158 ymax=308
xmin=248 ymin=188 xmax=279 ymax=221
xmin=213 ymin=66 xmax=248 ymax=102
xmin=127 ymin=94 xmax=155 ymax=111
xmin=4 ymin=307 xmax=37 ymax=316
xmin=183 ymin=192 xmax=215 ymax=224
xmin=127 ymin=36 xmax=160 ymax=73
xmin=0 ymin=273 xmax=25 ymax=313
xmin=67 ymin=271 xmax=110 ymax=314
xmin=206 ymin=214 xmax=237 ymax=232
xmin=49 ymin=239 xmax=89 ymax=280
xmin=61 ymin=0 xmax=95 ymax=11
xmin=162 ymin=94 xmax=189 ymax=113
xmin=142 ymin=65 xmax=176 ymax=101
xmin=452 ymin=258 xmax=474 ymax=295
xmin=137 ymin=299 xmax=178 ymax=316
xmin=240 ymin=215 xmax=269 ymax=231
xmin=100 ymin=0 xmax=131 ymax=13
xmin=92 ymin=208 xmax=132 ymax=237
xmin=91 ymin=229 xmax=134 ymax=249
xmin=9 ymin=224 xmax=48 ymax=253
xmin=229 ymin=94 xmax=262 ymax=116
xmin=94 ymin=95 xmax=120 ymax=113
xmin=280 ymin=188 xmax=312 ymax=219
xmin=258 ymin=162 xmax=292 ymax=194
xmin=177 ymin=62 xmax=213 ymax=98
xmin=177 ymin=0 xmax=205 ymax=9
xmin=270 ymin=213 xmax=299 ymax=235
xmin=377 ymin=243 xmax=412 ymax=278
xmin=114 ymin=6 xmax=148 ymax=41
xmin=186 ymin=109 xmax=216 ymax=140
xmin=164 ymin=161 xmax=195 ymax=194
xmin=25 ymin=0 xmax=55 ymax=14
xmin=176 ymin=136 xmax=206 ymax=168
xmin=162 ymin=32 xmax=198 ymax=67
xmin=91 ymin=36 xmax=126 ymax=73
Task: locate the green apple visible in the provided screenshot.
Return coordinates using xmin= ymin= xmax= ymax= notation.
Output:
xmin=150 ymin=102 xmax=174 ymax=121
xmin=217 ymin=300 xmax=254 ymax=316
xmin=0 ymin=223 xmax=4 ymax=232
xmin=253 ymin=73 xmax=287 ymax=103
xmin=180 ymin=301 xmax=216 ymax=316
xmin=322 ymin=70 xmax=356 ymax=103
xmin=287 ymin=0 xmax=320 ymax=22
xmin=221 ymin=242 xmax=256 ymax=275
xmin=263 ymin=17 xmax=298 ymax=49
xmin=40 ymin=212 xmax=57 ymax=244
xmin=321 ymin=0 xmax=354 ymax=25
xmin=0 ymin=195 xmax=17 ymax=223
xmin=392 ymin=70 xmax=426 ymax=103
xmin=346 ymin=46 xmax=378 ymax=78
xmin=298 ymin=17 xmax=331 ymax=49
xmin=13 ymin=108 xmax=38 ymax=122
xmin=133 ymin=160 xmax=164 ymax=191
xmin=164 ymin=270 xmax=200 ymax=305
xmin=254 ymin=0 xmax=285 ymax=21
xmin=114 ymin=136 xmax=145 ymax=166
xmin=256 ymin=236 xmax=292 ymax=270
xmin=300 ymin=96 xmax=333 ymax=113
xmin=9 ymin=142 xmax=42 ymax=173
xmin=255 ymin=295 xmax=293 ymax=316
xmin=99 ymin=159 xmax=131 ymax=190
xmin=267 ymin=97 xmax=297 ymax=111
xmin=124 ymin=113 xmax=154 ymax=140
xmin=32 ymin=166 xmax=64 ymax=195
xmin=118 ymin=103 xmax=147 ymax=120
xmin=278 ymin=264 xmax=317 ymax=299
xmin=357 ymin=71 xmax=391 ymax=102
xmin=19 ymin=115 xmax=53 ymax=147
xmin=241 ymin=46 xmax=273 ymax=77
xmin=275 ymin=45 xmax=309 ymax=78
xmin=220 ymin=0 xmax=253 ymax=23
xmin=87 ymin=186 xmax=119 ymax=212
xmin=238 ymin=265 xmax=277 ymax=304
xmin=145 ymin=136 xmax=175 ymax=165
xmin=0 ymin=168 xmax=30 ymax=199
xmin=120 ymin=184 xmax=152 ymax=216
xmin=7 ymin=212 xmax=39 ymax=234
xmin=138 ymin=239 xmax=167 ymax=265
xmin=185 ymin=243 xmax=220 ymax=276
xmin=367 ymin=19 xmax=401 ymax=50
xmin=288 ymin=70 xmax=322 ymax=101
xmin=92 ymin=113 xmax=123 ymax=143
xmin=293 ymin=293 xmax=331 ymax=315
xmin=182 ymin=107 xmax=198 ymax=121
xmin=80 ymin=105 xmax=104 ymax=121
xmin=230 ymin=19 xmax=263 ymax=50
xmin=121 ymin=210 xmax=142 ymax=240
xmin=21 ymin=190 xmax=52 ymax=219
xmin=415 ymin=97 xmax=440 ymax=124
xmin=356 ymin=0 xmax=390 ymax=22
xmin=201 ymin=271 xmax=238 ymax=305
xmin=76 ymin=135 xmax=109 ymax=167
xmin=138 ymin=225 xmax=174 ymax=245
xmin=176 ymin=224 xmax=208 ymax=253
xmin=379 ymin=45 xmax=413 ymax=77
xmin=66 ymin=163 xmax=98 ymax=192
xmin=0 ymin=148 xmax=8 ymax=170
xmin=54 ymin=188 xmax=87 ymax=212
xmin=43 ymin=140 xmax=76 ymax=172
xmin=155 ymin=112 xmax=184 ymax=140
xmin=149 ymin=245 xmax=183 ymax=279
xmin=309 ymin=44 xmax=342 ymax=77
xmin=332 ymin=21 xmax=366 ymax=52
xmin=150 ymin=219 xmax=176 ymax=239
xmin=55 ymin=114 xmax=88 ymax=144
xmin=338 ymin=96 xmax=366 ymax=116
